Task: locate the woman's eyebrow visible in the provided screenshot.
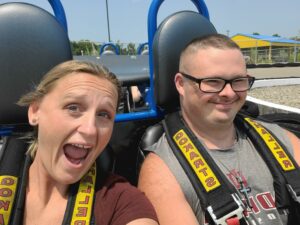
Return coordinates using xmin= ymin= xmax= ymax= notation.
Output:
xmin=62 ymin=92 xmax=90 ymax=100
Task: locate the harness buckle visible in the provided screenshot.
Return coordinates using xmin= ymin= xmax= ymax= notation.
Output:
xmin=207 ymin=193 xmax=245 ymax=225
xmin=287 ymin=184 xmax=300 ymax=203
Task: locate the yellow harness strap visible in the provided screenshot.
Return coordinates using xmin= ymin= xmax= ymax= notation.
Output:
xmin=0 ymin=176 xmax=18 ymax=225
xmin=173 ymin=129 xmax=221 ymax=192
xmin=71 ymin=163 xmax=97 ymax=225
xmin=245 ymin=117 xmax=296 ymax=171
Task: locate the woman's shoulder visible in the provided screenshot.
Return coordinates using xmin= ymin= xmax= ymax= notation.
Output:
xmin=94 ymin=172 xmax=158 ymax=225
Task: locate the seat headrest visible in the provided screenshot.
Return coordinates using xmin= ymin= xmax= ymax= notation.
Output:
xmin=0 ymin=3 xmax=72 ymax=127
xmin=153 ymin=11 xmax=217 ymax=113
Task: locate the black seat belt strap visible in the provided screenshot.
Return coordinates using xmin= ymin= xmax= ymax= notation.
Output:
xmin=163 ymin=112 xmax=247 ymax=225
xmin=0 ymin=136 xmax=28 ymax=225
xmin=241 ymin=116 xmax=300 ymax=208
xmin=62 ymin=163 xmax=97 ymax=225
xmin=0 ymin=136 xmax=99 ymax=225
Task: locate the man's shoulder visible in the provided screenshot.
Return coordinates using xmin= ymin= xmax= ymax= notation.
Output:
xmin=140 ymin=152 xmax=176 ymax=185
xmin=144 ymin=132 xmax=167 ymax=152
xmin=142 ymin=152 xmax=168 ymax=173
xmin=250 ymin=118 xmax=289 ymax=140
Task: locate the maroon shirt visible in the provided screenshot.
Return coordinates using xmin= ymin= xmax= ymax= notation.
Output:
xmin=94 ymin=173 xmax=158 ymax=225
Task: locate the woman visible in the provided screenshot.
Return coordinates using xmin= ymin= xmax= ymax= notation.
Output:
xmin=15 ymin=60 xmax=158 ymax=224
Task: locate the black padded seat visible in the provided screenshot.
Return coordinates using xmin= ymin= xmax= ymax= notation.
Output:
xmin=0 ymin=2 xmax=72 ymax=127
xmin=0 ymin=3 xmax=117 ymax=174
xmin=153 ymin=10 xmax=217 ymax=113
xmin=137 ymin=11 xmax=217 ymax=173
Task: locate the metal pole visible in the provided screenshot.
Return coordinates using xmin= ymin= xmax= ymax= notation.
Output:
xmin=105 ymin=0 xmax=111 ymax=42
xmin=294 ymin=45 xmax=297 ymax=63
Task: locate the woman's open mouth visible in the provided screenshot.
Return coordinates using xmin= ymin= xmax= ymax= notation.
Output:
xmin=63 ymin=143 xmax=90 ymax=165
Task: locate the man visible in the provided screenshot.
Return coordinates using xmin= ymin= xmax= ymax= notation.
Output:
xmin=138 ymin=34 xmax=300 ymax=225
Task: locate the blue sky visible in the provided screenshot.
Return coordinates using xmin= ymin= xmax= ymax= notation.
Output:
xmin=4 ymin=0 xmax=300 ymax=44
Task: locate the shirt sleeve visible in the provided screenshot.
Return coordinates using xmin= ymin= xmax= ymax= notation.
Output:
xmin=94 ymin=173 xmax=158 ymax=225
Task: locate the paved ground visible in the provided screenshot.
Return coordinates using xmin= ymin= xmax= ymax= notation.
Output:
xmin=249 ymin=85 xmax=300 ymax=108
xmin=248 ymin=66 xmax=300 ymax=78
xmin=247 ymin=66 xmax=300 ymax=108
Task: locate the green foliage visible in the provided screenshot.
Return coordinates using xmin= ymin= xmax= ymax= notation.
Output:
xmin=127 ymin=43 xmax=136 ymax=55
xmin=115 ymin=41 xmax=137 ymax=55
xmin=70 ymin=40 xmax=144 ymax=55
xmin=70 ymin=40 xmax=99 ymax=56
xmin=70 ymin=40 xmax=139 ymax=55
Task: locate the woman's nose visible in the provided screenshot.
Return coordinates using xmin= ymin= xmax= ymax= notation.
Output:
xmin=78 ymin=114 xmax=97 ymax=137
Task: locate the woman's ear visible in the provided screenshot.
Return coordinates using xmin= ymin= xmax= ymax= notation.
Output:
xmin=28 ymin=102 xmax=40 ymax=126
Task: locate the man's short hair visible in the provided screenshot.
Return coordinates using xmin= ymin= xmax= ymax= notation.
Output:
xmin=183 ymin=33 xmax=240 ymax=53
xmin=179 ymin=34 xmax=241 ymax=70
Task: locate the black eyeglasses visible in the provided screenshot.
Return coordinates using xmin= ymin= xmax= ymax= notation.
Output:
xmin=180 ymin=72 xmax=255 ymax=93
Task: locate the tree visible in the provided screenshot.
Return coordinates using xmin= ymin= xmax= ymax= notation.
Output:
xmin=127 ymin=43 xmax=136 ymax=55
xmin=70 ymin=40 xmax=138 ymax=55
xmin=115 ymin=41 xmax=127 ymax=55
xmin=70 ymin=40 xmax=99 ymax=56
xmin=114 ymin=41 xmax=137 ymax=55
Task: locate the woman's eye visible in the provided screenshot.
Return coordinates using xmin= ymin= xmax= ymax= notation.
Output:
xmin=98 ymin=111 xmax=111 ymax=119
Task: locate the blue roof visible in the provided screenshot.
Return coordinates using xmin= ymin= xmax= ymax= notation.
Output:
xmin=234 ymin=33 xmax=300 ymax=44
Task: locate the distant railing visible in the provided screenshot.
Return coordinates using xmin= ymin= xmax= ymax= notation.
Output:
xmin=233 ymin=39 xmax=300 ymax=64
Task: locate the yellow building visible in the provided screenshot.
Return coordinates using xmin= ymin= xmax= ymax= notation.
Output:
xmin=231 ymin=33 xmax=300 ymax=64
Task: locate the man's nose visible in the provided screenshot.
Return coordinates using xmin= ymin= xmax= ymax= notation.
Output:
xmin=219 ymin=83 xmax=236 ymax=95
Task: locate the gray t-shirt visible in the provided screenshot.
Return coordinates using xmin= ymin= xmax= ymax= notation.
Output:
xmin=147 ymin=120 xmax=294 ymax=225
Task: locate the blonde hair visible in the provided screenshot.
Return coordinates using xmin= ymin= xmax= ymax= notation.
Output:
xmin=17 ymin=60 xmax=122 ymax=157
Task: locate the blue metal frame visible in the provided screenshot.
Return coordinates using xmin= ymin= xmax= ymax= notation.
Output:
xmin=99 ymin=43 xmax=120 ymax=55
xmin=137 ymin=42 xmax=149 ymax=55
xmin=48 ymin=0 xmax=68 ymax=33
xmin=0 ymin=0 xmax=210 ymax=131
xmin=115 ymin=0 xmax=210 ymax=122
xmin=0 ymin=127 xmax=14 ymax=136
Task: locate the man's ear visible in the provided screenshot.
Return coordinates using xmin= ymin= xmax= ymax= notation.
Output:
xmin=28 ymin=102 xmax=40 ymax=126
xmin=174 ymin=73 xmax=185 ymax=96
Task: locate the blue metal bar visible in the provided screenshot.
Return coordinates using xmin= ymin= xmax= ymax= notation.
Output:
xmin=0 ymin=130 xmax=12 ymax=137
xmin=99 ymin=43 xmax=120 ymax=55
xmin=147 ymin=0 xmax=163 ymax=115
xmin=137 ymin=42 xmax=149 ymax=55
xmin=0 ymin=128 xmax=13 ymax=136
xmin=112 ymin=0 xmax=211 ymax=122
xmin=147 ymin=0 xmax=210 ymax=119
xmin=191 ymin=0 xmax=210 ymax=20
xmin=115 ymin=109 xmax=160 ymax=122
xmin=48 ymin=0 xmax=68 ymax=33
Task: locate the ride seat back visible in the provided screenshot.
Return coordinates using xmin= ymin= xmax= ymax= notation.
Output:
xmin=0 ymin=2 xmax=72 ymax=126
xmin=0 ymin=2 xmax=116 ymax=174
xmin=153 ymin=10 xmax=217 ymax=113
xmin=138 ymin=11 xmax=217 ymax=162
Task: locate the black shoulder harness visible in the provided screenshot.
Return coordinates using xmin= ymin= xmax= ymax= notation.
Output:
xmin=0 ymin=136 xmax=105 ymax=225
xmin=163 ymin=111 xmax=300 ymax=225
